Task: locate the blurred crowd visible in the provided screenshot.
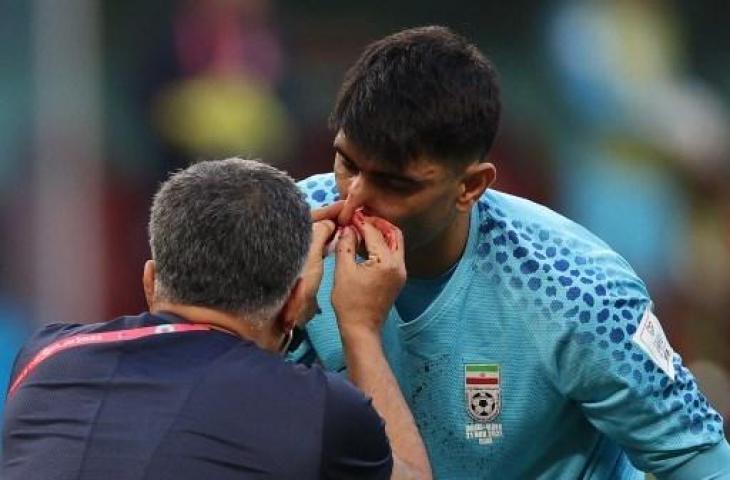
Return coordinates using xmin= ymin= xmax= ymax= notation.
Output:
xmin=1 ymin=0 xmax=729 ymax=430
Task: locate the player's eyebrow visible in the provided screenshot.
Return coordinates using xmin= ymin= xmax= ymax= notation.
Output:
xmin=333 ymin=144 xmax=355 ymax=165
xmin=333 ymin=143 xmax=426 ymax=184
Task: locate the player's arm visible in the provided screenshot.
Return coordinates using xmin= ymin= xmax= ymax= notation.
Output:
xmin=340 ymin=328 xmax=430 ymax=480
xmin=658 ymin=440 xmax=730 ymax=480
xmin=332 ymin=216 xmax=432 ymax=480
xmin=546 ymin=274 xmax=730 ymax=478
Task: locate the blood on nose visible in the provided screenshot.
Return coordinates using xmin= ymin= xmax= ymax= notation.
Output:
xmin=338 ymin=177 xmax=368 ymax=225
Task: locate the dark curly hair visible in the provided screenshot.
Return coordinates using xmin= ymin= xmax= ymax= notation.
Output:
xmin=331 ymin=25 xmax=501 ymax=170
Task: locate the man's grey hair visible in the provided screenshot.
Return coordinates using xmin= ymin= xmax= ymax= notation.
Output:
xmin=148 ymin=158 xmax=311 ymax=321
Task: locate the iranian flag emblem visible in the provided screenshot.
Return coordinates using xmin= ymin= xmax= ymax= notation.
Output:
xmin=465 ymin=364 xmax=501 ymax=422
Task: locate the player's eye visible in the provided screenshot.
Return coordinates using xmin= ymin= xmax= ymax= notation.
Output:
xmin=377 ymin=176 xmax=420 ymax=194
xmin=337 ymin=154 xmax=358 ymax=175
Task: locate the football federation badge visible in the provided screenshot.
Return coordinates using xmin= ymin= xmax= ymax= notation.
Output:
xmin=465 ymin=363 xmax=501 ymax=422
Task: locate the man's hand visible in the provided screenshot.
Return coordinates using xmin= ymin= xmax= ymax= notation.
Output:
xmin=296 ymin=201 xmax=347 ymax=325
xmin=299 ymin=219 xmax=336 ymax=325
xmin=311 ymin=200 xmax=345 ymax=223
xmin=332 ymin=212 xmax=406 ymax=337
xmin=331 ymin=213 xmax=432 ymax=479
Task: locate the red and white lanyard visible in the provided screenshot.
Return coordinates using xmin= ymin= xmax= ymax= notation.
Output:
xmin=7 ymin=323 xmax=211 ymax=399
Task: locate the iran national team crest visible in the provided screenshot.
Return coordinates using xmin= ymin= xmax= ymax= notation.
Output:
xmin=465 ymin=364 xmax=501 ymax=422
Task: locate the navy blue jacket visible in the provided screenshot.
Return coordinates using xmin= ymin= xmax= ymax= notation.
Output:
xmin=2 ymin=312 xmax=392 ymax=479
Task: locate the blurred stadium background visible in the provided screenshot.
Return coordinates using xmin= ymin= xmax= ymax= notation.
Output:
xmin=1 ymin=0 xmax=729 ymax=441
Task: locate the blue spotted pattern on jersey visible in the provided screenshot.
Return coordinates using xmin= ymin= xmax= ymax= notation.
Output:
xmin=298 ymin=173 xmax=341 ymax=208
xmin=472 ymin=196 xmax=721 ymax=442
xmin=295 ymin=173 xmax=728 ymax=479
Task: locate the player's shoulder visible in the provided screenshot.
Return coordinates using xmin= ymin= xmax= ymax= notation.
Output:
xmin=476 ymin=188 xmax=644 ymax=283
xmin=478 ymin=189 xmax=614 ymax=252
xmin=473 ymin=188 xmax=651 ymax=344
xmin=297 ymin=173 xmax=339 ymax=208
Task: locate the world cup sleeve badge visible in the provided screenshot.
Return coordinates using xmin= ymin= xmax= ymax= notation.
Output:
xmin=464 ymin=363 xmax=503 ymax=445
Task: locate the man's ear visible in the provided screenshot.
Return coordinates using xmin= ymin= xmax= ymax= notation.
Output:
xmin=456 ymin=162 xmax=496 ymax=212
xmin=143 ymin=260 xmax=156 ymax=309
xmin=276 ymin=277 xmax=305 ymax=335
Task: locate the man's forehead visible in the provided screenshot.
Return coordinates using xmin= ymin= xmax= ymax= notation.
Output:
xmin=333 ymin=132 xmax=445 ymax=179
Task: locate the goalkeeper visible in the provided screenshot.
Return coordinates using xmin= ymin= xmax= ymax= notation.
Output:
xmin=294 ymin=26 xmax=730 ymax=479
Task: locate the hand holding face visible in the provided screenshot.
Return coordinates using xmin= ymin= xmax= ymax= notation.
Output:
xmin=332 ymin=211 xmax=406 ymax=337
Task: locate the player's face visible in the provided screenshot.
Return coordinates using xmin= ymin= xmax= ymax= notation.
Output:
xmin=333 ymin=131 xmax=464 ymax=253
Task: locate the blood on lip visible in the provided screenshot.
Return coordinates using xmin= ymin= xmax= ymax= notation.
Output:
xmin=325 ymin=208 xmax=397 ymax=253
xmin=353 ymin=210 xmax=397 ymax=251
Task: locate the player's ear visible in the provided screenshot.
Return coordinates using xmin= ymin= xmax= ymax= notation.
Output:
xmin=456 ymin=162 xmax=496 ymax=212
xmin=143 ymin=260 xmax=156 ymax=309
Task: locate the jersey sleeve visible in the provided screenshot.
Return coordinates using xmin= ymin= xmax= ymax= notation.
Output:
xmin=540 ymin=262 xmax=729 ymax=477
xmin=320 ymin=372 xmax=393 ymax=480
xmin=297 ymin=173 xmax=340 ymax=209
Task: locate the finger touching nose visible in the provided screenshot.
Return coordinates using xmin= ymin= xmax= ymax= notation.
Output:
xmin=337 ymin=196 xmax=362 ymax=226
xmin=337 ymin=177 xmax=367 ymax=225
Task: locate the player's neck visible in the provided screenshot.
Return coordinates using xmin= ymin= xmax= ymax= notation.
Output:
xmin=406 ymin=211 xmax=470 ymax=279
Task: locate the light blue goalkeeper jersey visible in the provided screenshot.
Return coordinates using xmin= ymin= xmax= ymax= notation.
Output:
xmin=295 ymin=173 xmax=730 ymax=479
